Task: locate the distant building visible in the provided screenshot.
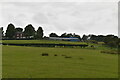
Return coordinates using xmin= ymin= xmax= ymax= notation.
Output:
xmin=49 ymin=37 xmax=80 ymax=42
xmin=15 ymin=32 xmax=25 ymax=39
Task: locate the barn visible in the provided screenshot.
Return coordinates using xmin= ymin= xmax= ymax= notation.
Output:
xmin=49 ymin=37 xmax=80 ymax=42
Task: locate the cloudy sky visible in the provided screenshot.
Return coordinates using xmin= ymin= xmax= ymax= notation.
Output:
xmin=0 ymin=0 xmax=118 ymax=37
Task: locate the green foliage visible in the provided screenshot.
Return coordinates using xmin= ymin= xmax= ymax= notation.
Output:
xmin=36 ymin=27 xmax=44 ymax=39
xmin=104 ymin=36 xmax=118 ymax=48
xmin=60 ymin=33 xmax=67 ymax=37
xmin=66 ymin=33 xmax=73 ymax=37
xmin=60 ymin=33 xmax=81 ymax=40
xmin=49 ymin=33 xmax=58 ymax=37
xmin=82 ymin=34 xmax=88 ymax=41
xmin=73 ymin=33 xmax=81 ymax=40
xmin=0 ymin=27 xmax=4 ymax=36
xmin=0 ymin=27 xmax=4 ymax=39
xmin=15 ymin=28 xmax=23 ymax=32
xmin=83 ymin=34 xmax=119 ymax=48
xmin=24 ymin=24 xmax=35 ymax=38
xmin=5 ymin=23 xmax=16 ymax=39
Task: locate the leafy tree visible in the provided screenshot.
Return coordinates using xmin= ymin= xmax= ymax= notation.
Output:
xmin=49 ymin=33 xmax=58 ymax=37
xmin=15 ymin=28 xmax=23 ymax=32
xmin=60 ymin=33 xmax=81 ymax=40
xmin=118 ymin=38 xmax=120 ymax=50
xmin=60 ymin=33 xmax=67 ymax=37
xmin=82 ymin=34 xmax=88 ymax=41
xmin=89 ymin=35 xmax=96 ymax=40
xmin=5 ymin=23 xmax=16 ymax=39
xmin=24 ymin=24 xmax=35 ymax=38
xmin=0 ymin=27 xmax=3 ymax=39
xmin=96 ymin=35 xmax=105 ymax=42
xmin=0 ymin=27 xmax=4 ymax=37
xmin=73 ymin=33 xmax=81 ymax=40
xmin=36 ymin=27 xmax=44 ymax=39
xmin=104 ymin=35 xmax=118 ymax=48
xmin=66 ymin=33 xmax=73 ymax=37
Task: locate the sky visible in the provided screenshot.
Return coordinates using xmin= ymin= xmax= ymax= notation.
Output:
xmin=0 ymin=0 xmax=118 ymax=37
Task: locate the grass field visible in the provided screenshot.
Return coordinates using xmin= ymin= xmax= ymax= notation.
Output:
xmin=2 ymin=44 xmax=118 ymax=78
xmin=2 ymin=40 xmax=87 ymax=45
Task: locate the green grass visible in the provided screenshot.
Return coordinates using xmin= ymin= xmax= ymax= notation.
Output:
xmin=2 ymin=40 xmax=113 ymax=50
xmin=2 ymin=45 xmax=118 ymax=78
xmin=2 ymin=40 xmax=87 ymax=45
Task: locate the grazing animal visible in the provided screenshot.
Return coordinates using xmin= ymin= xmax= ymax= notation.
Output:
xmin=54 ymin=54 xmax=57 ymax=56
xmin=65 ymin=56 xmax=72 ymax=58
xmin=42 ymin=53 xmax=49 ymax=56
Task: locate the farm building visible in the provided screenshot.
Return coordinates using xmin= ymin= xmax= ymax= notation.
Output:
xmin=15 ymin=32 xmax=26 ymax=39
xmin=49 ymin=37 xmax=80 ymax=42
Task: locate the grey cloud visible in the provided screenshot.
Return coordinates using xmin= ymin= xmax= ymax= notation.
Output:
xmin=33 ymin=13 xmax=49 ymax=24
xmin=0 ymin=2 xmax=118 ymax=36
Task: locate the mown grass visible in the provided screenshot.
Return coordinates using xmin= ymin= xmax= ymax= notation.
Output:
xmin=2 ymin=40 xmax=87 ymax=45
xmin=2 ymin=45 xmax=118 ymax=78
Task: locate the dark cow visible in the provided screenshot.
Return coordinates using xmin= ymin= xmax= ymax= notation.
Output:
xmin=42 ymin=53 xmax=49 ymax=56
xmin=64 ymin=56 xmax=72 ymax=58
xmin=54 ymin=54 xmax=57 ymax=56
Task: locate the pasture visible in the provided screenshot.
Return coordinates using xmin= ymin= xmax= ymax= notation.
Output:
xmin=2 ymin=44 xmax=118 ymax=78
xmin=2 ymin=40 xmax=87 ymax=45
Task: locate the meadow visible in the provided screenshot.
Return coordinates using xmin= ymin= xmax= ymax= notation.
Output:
xmin=2 ymin=40 xmax=87 ymax=45
xmin=2 ymin=40 xmax=118 ymax=78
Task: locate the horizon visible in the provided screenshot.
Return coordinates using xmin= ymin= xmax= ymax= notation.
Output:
xmin=1 ymin=23 xmax=118 ymax=38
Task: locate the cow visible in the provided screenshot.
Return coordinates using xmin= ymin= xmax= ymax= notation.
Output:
xmin=42 ymin=53 xmax=49 ymax=56
xmin=64 ymin=56 xmax=72 ymax=58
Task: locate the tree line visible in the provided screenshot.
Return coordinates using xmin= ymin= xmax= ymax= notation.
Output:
xmin=0 ymin=23 xmax=81 ymax=40
xmin=49 ymin=33 xmax=81 ymax=40
xmin=0 ymin=23 xmax=43 ymax=39
xmin=0 ymin=23 xmax=119 ymax=48
xmin=82 ymin=34 xmax=119 ymax=48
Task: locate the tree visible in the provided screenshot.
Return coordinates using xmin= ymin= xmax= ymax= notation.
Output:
xmin=15 ymin=28 xmax=23 ymax=32
xmin=0 ymin=27 xmax=3 ymax=39
xmin=36 ymin=27 xmax=44 ymax=39
xmin=82 ymin=34 xmax=88 ymax=41
xmin=5 ymin=23 xmax=16 ymax=39
xmin=60 ymin=33 xmax=67 ymax=37
xmin=49 ymin=33 xmax=58 ymax=37
xmin=61 ymin=33 xmax=73 ymax=37
xmin=97 ymin=35 xmax=105 ymax=42
xmin=89 ymin=34 xmax=96 ymax=40
xmin=24 ymin=24 xmax=35 ymax=38
xmin=73 ymin=33 xmax=81 ymax=40
xmin=66 ymin=33 xmax=73 ymax=37
xmin=104 ymin=35 xmax=118 ymax=48
xmin=0 ymin=27 xmax=4 ymax=37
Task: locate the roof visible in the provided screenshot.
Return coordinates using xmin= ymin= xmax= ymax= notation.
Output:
xmin=49 ymin=37 xmax=79 ymax=40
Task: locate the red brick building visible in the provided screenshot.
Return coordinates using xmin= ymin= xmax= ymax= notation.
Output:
xmin=15 ymin=32 xmax=25 ymax=39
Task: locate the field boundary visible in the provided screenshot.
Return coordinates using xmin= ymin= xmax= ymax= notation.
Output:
xmin=2 ymin=43 xmax=88 ymax=48
xmin=1 ymin=78 xmax=119 ymax=80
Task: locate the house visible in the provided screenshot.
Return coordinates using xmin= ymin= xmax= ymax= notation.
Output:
xmin=15 ymin=32 xmax=25 ymax=39
xmin=49 ymin=37 xmax=80 ymax=42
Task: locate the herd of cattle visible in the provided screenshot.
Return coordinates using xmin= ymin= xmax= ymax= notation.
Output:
xmin=41 ymin=53 xmax=84 ymax=60
xmin=41 ymin=53 xmax=72 ymax=58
